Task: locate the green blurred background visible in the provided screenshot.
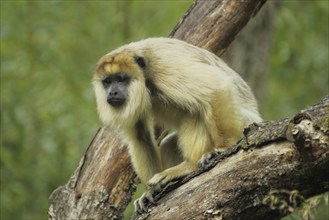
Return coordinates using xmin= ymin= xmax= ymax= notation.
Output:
xmin=0 ymin=1 xmax=328 ymax=219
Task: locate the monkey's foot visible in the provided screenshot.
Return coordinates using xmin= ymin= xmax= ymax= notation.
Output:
xmin=198 ymin=150 xmax=222 ymax=169
xmin=148 ymin=172 xmax=181 ymax=189
xmin=149 ymin=162 xmax=196 ymax=189
xmin=134 ymin=189 xmax=157 ymax=214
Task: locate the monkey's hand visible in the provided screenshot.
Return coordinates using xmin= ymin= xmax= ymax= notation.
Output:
xmin=134 ymin=174 xmax=176 ymax=214
xmin=134 ymin=188 xmax=157 ymax=214
xmin=135 ymin=163 xmax=196 ymax=213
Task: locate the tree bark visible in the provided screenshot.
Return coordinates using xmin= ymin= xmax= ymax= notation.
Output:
xmin=48 ymin=128 xmax=138 ymax=220
xmin=50 ymin=0 xmax=321 ymax=219
xmin=169 ymin=0 xmax=267 ymax=54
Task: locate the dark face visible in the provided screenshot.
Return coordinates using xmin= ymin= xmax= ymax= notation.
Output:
xmin=102 ymin=73 xmax=130 ymax=107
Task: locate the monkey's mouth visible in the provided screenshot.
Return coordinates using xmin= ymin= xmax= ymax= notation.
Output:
xmin=107 ymin=98 xmax=125 ymax=107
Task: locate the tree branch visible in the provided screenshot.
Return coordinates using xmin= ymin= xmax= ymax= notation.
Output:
xmin=48 ymin=128 xmax=138 ymax=220
xmin=170 ymin=0 xmax=267 ymax=55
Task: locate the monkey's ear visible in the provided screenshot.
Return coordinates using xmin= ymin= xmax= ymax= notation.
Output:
xmin=134 ymin=56 xmax=146 ymax=69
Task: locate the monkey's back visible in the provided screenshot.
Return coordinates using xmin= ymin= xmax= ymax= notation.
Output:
xmin=125 ymin=38 xmax=261 ymax=125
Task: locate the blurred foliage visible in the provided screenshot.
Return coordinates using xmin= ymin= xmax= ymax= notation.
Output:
xmin=0 ymin=1 xmax=192 ymax=219
xmin=0 ymin=0 xmax=327 ymax=220
xmin=262 ymin=0 xmax=329 ymax=120
xmin=270 ymin=1 xmax=329 ymax=219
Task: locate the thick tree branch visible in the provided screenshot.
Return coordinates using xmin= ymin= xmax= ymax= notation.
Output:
xmin=48 ymin=128 xmax=138 ymax=220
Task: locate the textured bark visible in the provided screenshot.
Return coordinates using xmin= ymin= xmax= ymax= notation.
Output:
xmin=170 ymin=0 xmax=267 ymax=55
xmin=131 ymin=96 xmax=329 ymax=220
xmin=48 ymin=0 xmax=276 ymax=219
xmin=222 ymin=1 xmax=279 ymax=102
xmin=48 ymin=127 xmax=138 ymax=220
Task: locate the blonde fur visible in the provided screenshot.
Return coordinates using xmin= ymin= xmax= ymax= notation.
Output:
xmin=93 ymin=37 xmax=262 ymax=199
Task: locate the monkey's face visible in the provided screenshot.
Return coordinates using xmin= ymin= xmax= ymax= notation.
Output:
xmin=93 ymin=51 xmax=151 ymax=127
xmin=102 ymin=73 xmax=130 ymax=108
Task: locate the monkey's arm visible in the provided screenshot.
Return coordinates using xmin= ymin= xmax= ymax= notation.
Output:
xmin=128 ymin=119 xmax=162 ymax=185
xmin=129 ymin=119 xmax=167 ymax=214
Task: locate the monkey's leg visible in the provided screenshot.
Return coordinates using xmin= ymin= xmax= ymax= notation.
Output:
xmin=148 ymin=161 xmax=197 ymax=188
xmin=148 ymin=119 xmax=215 ymax=188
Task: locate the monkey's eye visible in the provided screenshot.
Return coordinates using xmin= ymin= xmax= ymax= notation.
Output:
xmin=117 ymin=74 xmax=128 ymax=83
xmin=135 ymin=56 xmax=146 ymax=69
xmin=102 ymin=77 xmax=112 ymax=87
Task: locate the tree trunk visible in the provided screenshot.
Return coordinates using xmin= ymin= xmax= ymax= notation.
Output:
xmin=221 ymin=1 xmax=279 ymax=102
xmin=51 ymin=0 xmax=329 ymax=219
